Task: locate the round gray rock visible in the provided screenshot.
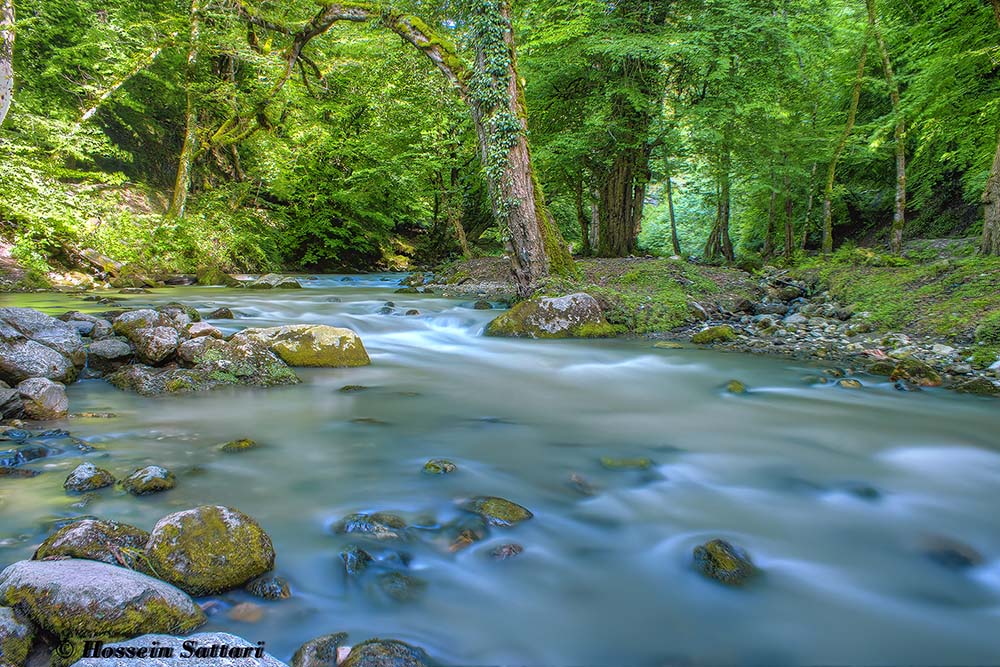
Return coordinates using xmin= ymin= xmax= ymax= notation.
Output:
xmin=17 ymin=377 xmax=69 ymax=420
xmin=64 ymin=462 xmax=115 ymax=492
xmin=121 ymin=466 xmax=176 ymax=495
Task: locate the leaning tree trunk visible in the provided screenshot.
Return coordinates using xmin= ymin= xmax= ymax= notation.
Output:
xmin=823 ymin=22 xmax=870 ymax=254
xmin=666 ymin=174 xmax=681 ymax=256
xmin=167 ymin=0 xmax=201 ymax=219
xmin=0 ymin=0 xmax=13 ymax=130
xmin=983 ymin=137 xmax=1000 ymax=255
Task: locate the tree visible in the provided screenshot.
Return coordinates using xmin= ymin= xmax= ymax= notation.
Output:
xmin=167 ymin=0 xmax=200 ymax=219
xmin=981 ymin=1 xmax=1000 ymax=255
xmin=0 ymin=0 xmax=13 ymax=129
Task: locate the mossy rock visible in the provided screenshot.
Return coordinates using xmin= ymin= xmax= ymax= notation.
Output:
xmin=0 ymin=607 xmax=35 ymax=667
xmin=144 ymin=505 xmax=275 ymax=596
xmin=245 ymin=574 xmax=291 ymax=600
xmin=292 ymin=632 xmax=349 ymax=667
xmin=233 ymin=325 xmax=370 ymax=368
xmin=953 ymin=377 xmax=999 ymax=396
xmin=334 ymin=512 xmax=407 ymax=540
xmin=121 ymin=465 xmax=175 ymax=495
xmin=693 ymin=538 xmax=757 ymax=586
xmin=460 ymin=496 xmax=533 ymax=527
xmin=34 ymin=519 xmax=149 ymax=566
xmin=600 ymin=456 xmax=652 ymax=470
xmin=394 ymin=287 xmax=420 ymax=294
xmin=484 ymin=293 xmax=615 ymax=339
xmin=889 ymin=358 xmax=942 ymax=387
xmin=220 ymin=438 xmax=258 ymax=453
xmin=63 ymin=462 xmax=115 ymax=493
xmin=375 ymin=572 xmax=427 ymax=603
xmin=837 ymin=379 xmax=863 ymax=389
xmin=691 ymin=325 xmax=736 ymax=344
xmin=725 ymin=379 xmax=747 ymax=394
xmin=196 ymin=267 xmax=242 ymax=288
xmin=653 ymin=341 xmax=684 ymax=349
xmin=423 ymin=459 xmax=456 ymax=474
xmin=0 ymin=559 xmax=204 ymax=645
xmin=340 ymin=545 xmax=374 ymax=576
xmin=339 ymin=639 xmax=432 ymax=667
xmin=867 ymin=359 xmax=897 ymax=376
xmin=158 ymin=302 xmax=201 ymax=323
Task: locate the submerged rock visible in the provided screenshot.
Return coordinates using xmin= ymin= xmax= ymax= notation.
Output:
xmin=17 ymin=377 xmax=69 ymax=419
xmin=64 ymin=462 xmax=115 ymax=492
xmin=144 ymin=505 xmax=275 ymax=596
xmin=460 ymin=496 xmax=533 ymax=527
xmin=245 ymin=574 xmax=291 ymax=600
xmin=889 ymin=358 xmax=942 ymax=387
xmin=34 ymin=518 xmax=149 ymax=565
xmin=473 ymin=300 xmax=492 ymax=310
xmin=248 ymin=274 xmax=302 ymax=289
xmin=335 ymin=513 xmax=407 ymax=540
xmin=207 ymin=307 xmax=235 ymax=319
xmin=0 ymin=559 xmax=204 ymax=642
xmin=922 ymin=536 xmax=983 ymax=570
xmin=292 ymin=632 xmax=348 ymax=667
xmin=692 ymin=539 xmax=757 ymax=585
xmin=233 ymin=324 xmax=370 ymax=368
xmin=340 ymin=546 xmax=374 ymax=577
xmin=375 ymin=572 xmax=427 ymax=602
xmin=0 ymin=606 xmax=35 ymax=667
xmin=725 ymin=379 xmax=747 ymax=394
xmin=220 ymin=438 xmax=258 ymax=453
xmin=691 ymin=325 xmax=736 ymax=344
xmin=485 ymin=293 xmax=615 ymax=339
xmin=837 ymin=379 xmax=863 ymax=389
xmin=121 ymin=465 xmax=176 ymax=495
xmin=600 ymin=457 xmax=652 ymax=470
xmin=489 ymin=543 xmax=524 ymax=560
xmin=340 ymin=639 xmax=432 ymax=667
xmin=423 ymin=459 xmax=456 ymax=474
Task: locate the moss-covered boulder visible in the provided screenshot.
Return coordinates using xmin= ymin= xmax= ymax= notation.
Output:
xmin=460 ymin=496 xmax=533 ymax=527
xmin=233 ymin=325 xmax=370 ymax=368
xmin=34 ymin=519 xmax=149 ymax=565
xmin=692 ymin=538 xmax=757 ymax=585
xmin=248 ymin=274 xmax=302 ymax=290
xmin=220 ymin=438 xmax=258 ymax=453
xmin=725 ymin=379 xmax=747 ymax=394
xmin=63 ymin=463 xmax=115 ymax=492
xmin=889 ymin=358 xmax=942 ymax=387
xmin=334 ymin=512 xmax=407 ymax=540
xmin=953 ymin=377 xmax=999 ymax=396
xmin=132 ymin=327 xmax=180 ymax=365
xmin=691 ymin=325 xmax=737 ymax=345
xmin=0 ymin=606 xmax=35 ymax=666
xmin=837 ymin=379 xmax=863 ymax=389
xmin=0 ymin=559 xmax=204 ymax=643
xmin=340 ymin=639 xmax=433 ymax=667
xmin=196 ymin=267 xmax=242 ymax=287
xmin=144 ymin=505 xmax=275 ymax=596
xmin=423 ymin=459 xmax=456 ymax=474
xmin=112 ymin=310 xmax=168 ymax=340
xmin=867 ymin=359 xmax=897 ymax=376
xmin=484 ymin=293 xmax=615 ymax=339
xmin=121 ymin=466 xmax=175 ymax=495
xmin=292 ymin=632 xmax=349 ymax=667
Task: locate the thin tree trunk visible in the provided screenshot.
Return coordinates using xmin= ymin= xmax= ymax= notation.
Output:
xmin=764 ymin=165 xmax=777 ymax=257
xmin=666 ymin=174 xmax=681 ymax=256
xmin=783 ymin=171 xmax=794 ymax=261
xmin=801 ymin=162 xmax=817 ymax=250
xmin=573 ymin=176 xmax=591 ymax=256
xmin=448 ymin=165 xmax=471 ymax=259
xmin=983 ymin=136 xmax=1000 ymax=255
xmin=167 ymin=0 xmax=200 ymax=219
xmin=867 ymin=0 xmax=906 ymax=253
xmin=823 ymin=22 xmax=870 ymax=254
xmin=0 ymin=0 xmax=13 ymax=130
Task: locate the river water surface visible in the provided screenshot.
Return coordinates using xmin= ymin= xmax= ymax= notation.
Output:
xmin=3 ymin=275 xmax=1000 ymax=666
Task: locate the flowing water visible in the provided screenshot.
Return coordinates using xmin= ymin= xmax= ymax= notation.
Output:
xmin=3 ymin=275 xmax=1000 ymax=666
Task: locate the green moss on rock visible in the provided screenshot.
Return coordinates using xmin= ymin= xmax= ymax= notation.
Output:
xmin=34 ymin=519 xmax=149 ymax=565
xmin=220 ymin=438 xmax=258 ymax=453
xmin=233 ymin=325 xmax=370 ymax=367
xmin=600 ymin=457 xmax=653 ymax=470
xmin=460 ymin=496 xmax=533 ymax=527
xmin=485 ymin=293 xmax=614 ymax=339
xmin=692 ymin=538 xmax=757 ymax=586
xmin=888 ymin=358 xmax=942 ymax=387
xmin=691 ymin=325 xmax=736 ymax=344
xmin=339 ymin=638 xmax=432 ymax=667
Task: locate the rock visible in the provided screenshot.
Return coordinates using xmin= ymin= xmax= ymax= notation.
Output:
xmin=340 ymin=546 xmax=374 ymax=576
xmin=339 ymin=385 xmax=368 ymax=392
xmin=17 ymin=377 xmax=69 ymax=419
xmin=133 ymin=327 xmax=180 ymax=365
xmin=187 ymin=322 xmax=222 ymax=339
xmin=0 ymin=606 xmax=35 ymax=666
xmin=121 ymin=466 xmax=176 ymax=495
xmin=158 ymin=303 xmax=201 ymax=326
xmin=71 ymin=632 xmax=286 ymax=667
xmin=922 ymin=536 xmax=983 ymax=570
xmin=86 ymin=339 xmax=134 ymax=373
xmin=34 ymin=519 xmax=149 ymax=565
xmin=423 ymin=459 xmax=456 ymax=474
xmin=837 ymin=379 xmax=863 ymax=389
xmin=404 ymin=309 xmax=420 ymax=316
xmin=889 ymin=358 xmax=942 ymax=387
xmin=334 ymin=513 xmax=407 ymax=540
xmin=196 ymin=267 xmax=242 ymax=287
xmin=394 ymin=287 xmax=419 ymax=294
xmin=233 ymin=325 xmax=370 ymax=368
xmin=867 ymin=359 xmax=897 ymax=376
xmin=473 ymin=300 xmax=492 ymax=310
xmin=248 ymin=274 xmax=302 ymax=289
xmin=953 ymin=377 xmax=999 ymax=396
xmin=207 ymin=307 xmax=235 ymax=319
xmin=0 ymin=559 xmax=204 ymax=642
xmin=0 ymin=339 xmax=78 ymax=386
xmin=489 ymin=543 xmax=523 ymax=560
xmin=1 ymin=307 xmax=86 ymax=367
xmin=599 ymin=457 xmax=652 ymax=470
xmin=292 ymin=632 xmax=348 ymax=667
xmin=485 ymin=293 xmax=614 ymax=339
xmin=931 ymin=343 xmax=956 ymax=356
xmin=692 ymin=539 xmax=757 ymax=585
xmin=725 ymin=379 xmax=747 ymax=394
xmin=375 ymin=572 xmax=426 ymax=602
xmin=691 ymin=325 xmax=736 ymax=344
xmin=68 ymin=319 xmax=96 ymax=336
xmin=460 ymin=496 xmax=533 ymax=527
xmin=112 ymin=310 xmax=167 ymax=340
xmin=244 ymin=574 xmax=290 ymax=600
xmin=339 ymin=639 xmax=432 ymax=667
xmin=144 ymin=505 xmax=275 ymax=596
xmin=118 ymin=287 xmax=150 ymax=294
xmin=783 ymin=313 xmax=809 ymax=326
xmin=653 ymin=341 xmax=684 ymax=349
xmin=64 ymin=463 xmax=115 ymax=492
xmin=220 ymin=438 xmax=257 ymax=453
xmin=227 ymin=602 xmax=264 ymax=624
xmin=0 ymin=387 xmax=22 ymax=419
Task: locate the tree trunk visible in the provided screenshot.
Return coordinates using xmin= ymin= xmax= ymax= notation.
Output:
xmin=764 ymin=165 xmax=777 ymax=257
xmin=573 ymin=176 xmax=591 ymax=256
xmin=783 ymin=171 xmax=794 ymax=261
xmin=704 ymin=145 xmax=734 ymax=263
xmin=597 ymin=147 xmax=649 ymax=257
xmin=666 ymin=174 xmax=681 ymax=256
xmin=823 ymin=22 xmax=870 ymax=254
xmin=0 ymin=0 xmax=13 ymax=130
xmin=448 ymin=166 xmax=471 ymax=259
xmin=867 ymin=0 xmax=906 ymax=254
xmin=801 ymin=161 xmax=817 ymax=250
xmin=167 ymin=0 xmax=201 ymax=219
xmin=983 ymin=136 xmax=1000 ymax=255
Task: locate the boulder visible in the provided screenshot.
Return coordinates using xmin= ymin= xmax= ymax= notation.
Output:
xmin=484 ymin=293 xmax=615 ymax=338
xmin=691 ymin=325 xmax=736 ymax=344
xmin=692 ymin=538 xmax=757 ymax=585
xmin=157 ymin=303 xmax=201 ymax=326
xmin=0 ymin=308 xmax=86 ymax=365
xmin=0 ymin=387 xmax=23 ymax=419
xmin=340 ymin=639 xmax=432 ymax=667
xmin=144 ymin=505 xmax=275 ymax=596
xmin=17 ymin=377 xmax=69 ymax=419
xmin=233 ymin=325 xmax=370 ymax=367
xmin=460 ymin=496 xmax=533 ymax=527
xmin=334 ymin=513 xmax=407 ymax=540
xmin=248 ymin=274 xmax=302 ymax=290
xmin=132 ymin=327 xmax=180 ymax=365
xmin=71 ymin=632 xmax=286 ymax=667
xmin=889 ymin=358 xmax=942 ymax=387
xmin=0 ymin=559 xmax=204 ymax=641
xmin=187 ymin=322 xmax=222 ymax=339
xmin=953 ymin=377 xmax=999 ymax=396
xmin=64 ymin=463 xmax=116 ymax=492
xmin=121 ymin=466 xmax=176 ymax=495
xmin=207 ymin=307 xmax=235 ymax=319
xmin=1 ymin=307 xmax=87 ymax=385
xmin=112 ymin=310 xmax=168 ymax=341
xmin=292 ymin=632 xmax=348 ymax=667
xmin=34 ymin=519 xmax=149 ymax=565
xmin=0 ymin=606 xmax=35 ymax=667
xmin=196 ymin=267 xmax=243 ymax=287
xmin=244 ymin=574 xmax=290 ymax=600
xmin=86 ymin=338 xmax=134 ymax=373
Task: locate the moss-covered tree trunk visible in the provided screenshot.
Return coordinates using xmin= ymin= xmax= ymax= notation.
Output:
xmin=783 ymin=171 xmax=794 ymax=261
xmin=763 ymin=166 xmax=777 ymax=257
xmin=597 ymin=147 xmax=649 ymax=257
xmin=983 ymin=137 xmax=1000 ymax=255
xmin=704 ymin=138 xmax=734 ymax=262
xmin=666 ymin=173 xmax=681 ymax=256
xmin=0 ymin=0 xmax=13 ymax=130
xmin=573 ymin=177 xmax=592 ymax=256
xmin=167 ymin=0 xmax=200 ymax=219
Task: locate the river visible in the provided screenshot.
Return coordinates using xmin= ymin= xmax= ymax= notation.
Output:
xmin=3 ymin=274 xmax=1000 ymax=665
